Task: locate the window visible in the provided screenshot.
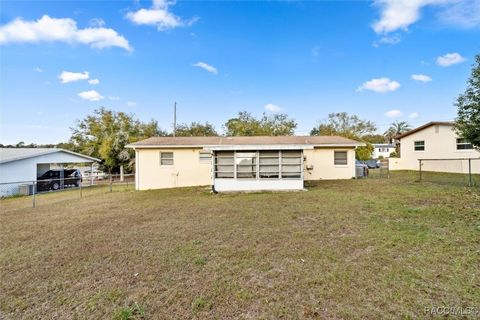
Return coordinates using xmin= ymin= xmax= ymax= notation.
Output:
xmin=259 ymin=151 xmax=279 ymax=178
xmin=215 ymin=151 xmax=234 ymax=178
xmin=334 ymin=151 xmax=348 ymax=165
xmin=456 ymin=138 xmax=473 ymax=150
xmin=414 ymin=141 xmax=425 ymax=151
xmin=281 ymin=151 xmax=302 ymax=178
xmin=379 ymin=147 xmax=388 ymax=153
xmin=236 ymin=152 xmax=256 ymax=178
xmin=199 ymin=151 xmax=212 ymax=163
xmin=160 ymin=152 xmax=174 ymax=165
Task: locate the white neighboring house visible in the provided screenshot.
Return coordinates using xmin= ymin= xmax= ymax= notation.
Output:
xmin=389 ymin=122 xmax=480 ymax=173
xmin=0 ymin=148 xmax=100 ymax=197
xmin=372 ymin=143 xmax=395 ymax=159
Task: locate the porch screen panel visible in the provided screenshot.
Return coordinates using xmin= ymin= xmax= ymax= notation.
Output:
xmin=259 ymin=151 xmax=279 ymax=178
xmin=236 ymin=152 xmax=256 ymax=178
xmin=281 ymin=151 xmax=302 ymax=178
xmin=215 ymin=151 xmax=234 ymax=178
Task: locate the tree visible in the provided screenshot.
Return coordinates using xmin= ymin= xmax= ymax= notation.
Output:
xmin=362 ymin=134 xmax=387 ymax=144
xmin=310 ymin=112 xmax=376 ymax=139
xmin=310 ymin=112 xmax=377 ymax=160
xmin=224 ymin=111 xmax=297 ymax=136
xmin=69 ymin=108 xmax=166 ymax=173
xmin=455 ymin=54 xmax=480 ymax=150
xmin=175 ymin=122 xmax=218 ymax=136
xmin=356 ymin=143 xmax=374 ymax=161
xmin=384 ymin=121 xmax=411 ymax=143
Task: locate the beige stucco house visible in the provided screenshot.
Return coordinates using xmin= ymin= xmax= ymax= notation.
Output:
xmin=389 ymin=122 xmax=479 ymax=173
xmin=127 ymin=136 xmax=364 ymax=192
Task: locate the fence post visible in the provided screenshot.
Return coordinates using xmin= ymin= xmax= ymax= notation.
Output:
xmin=109 ymin=174 xmax=113 ymax=193
xmin=468 ymin=158 xmax=472 ymax=187
xmin=32 ymin=181 xmax=36 ymax=208
xmin=80 ymin=181 xmax=83 ymax=198
xmin=419 ymin=159 xmax=422 ymax=182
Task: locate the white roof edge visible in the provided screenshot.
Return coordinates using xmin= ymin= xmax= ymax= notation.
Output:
xmin=0 ymin=148 xmax=101 ymax=164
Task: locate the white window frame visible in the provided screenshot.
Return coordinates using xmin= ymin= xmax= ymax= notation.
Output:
xmin=334 ymin=151 xmax=348 ymax=166
xmin=414 ymin=140 xmax=425 ymax=152
xmin=456 ymin=138 xmax=473 ymax=150
xmin=213 ymin=150 xmax=303 ymax=180
xmin=160 ymin=152 xmax=174 ymax=166
xmin=199 ymin=151 xmax=212 ymax=163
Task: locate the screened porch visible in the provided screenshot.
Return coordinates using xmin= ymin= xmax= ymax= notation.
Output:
xmin=212 ymin=150 xmax=304 ymax=192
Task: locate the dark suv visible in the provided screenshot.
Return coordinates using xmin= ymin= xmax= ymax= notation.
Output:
xmin=37 ymin=169 xmax=82 ymax=191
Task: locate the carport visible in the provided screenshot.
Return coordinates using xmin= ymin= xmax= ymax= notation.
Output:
xmin=0 ymin=148 xmax=100 ymax=196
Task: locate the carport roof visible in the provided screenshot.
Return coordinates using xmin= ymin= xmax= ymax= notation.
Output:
xmin=0 ymin=148 xmax=100 ymax=164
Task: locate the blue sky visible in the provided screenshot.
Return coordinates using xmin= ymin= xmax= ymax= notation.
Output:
xmin=1 ymin=0 xmax=479 ymax=144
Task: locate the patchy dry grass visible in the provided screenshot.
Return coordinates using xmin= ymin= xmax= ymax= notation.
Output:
xmin=1 ymin=172 xmax=479 ymax=319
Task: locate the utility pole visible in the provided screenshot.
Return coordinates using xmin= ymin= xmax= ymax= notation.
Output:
xmin=173 ymin=101 xmax=177 ymax=137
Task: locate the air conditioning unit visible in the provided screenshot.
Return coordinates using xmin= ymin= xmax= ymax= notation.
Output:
xmin=18 ymin=184 xmax=33 ymax=195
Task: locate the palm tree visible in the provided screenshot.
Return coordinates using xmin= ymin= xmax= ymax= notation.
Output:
xmin=384 ymin=121 xmax=412 ymax=143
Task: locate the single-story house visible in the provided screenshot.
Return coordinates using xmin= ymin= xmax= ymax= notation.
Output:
xmin=0 ymin=148 xmax=100 ymax=196
xmin=127 ymin=136 xmax=365 ymax=192
xmin=372 ymin=143 xmax=395 ymax=159
xmin=389 ymin=121 xmax=480 ymax=173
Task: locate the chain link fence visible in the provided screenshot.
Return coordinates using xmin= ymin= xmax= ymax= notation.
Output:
xmin=417 ymin=158 xmax=480 ymax=187
xmin=0 ymin=174 xmax=135 ymax=210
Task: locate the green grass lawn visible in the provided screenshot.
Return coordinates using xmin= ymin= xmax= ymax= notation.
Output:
xmin=1 ymin=172 xmax=479 ymax=319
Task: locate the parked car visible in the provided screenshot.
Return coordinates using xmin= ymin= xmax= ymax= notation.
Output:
xmin=364 ymin=159 xmax=380 ymax=169
xmin=83 ymin=169 xmax=106 ymax=180
xmin=355 ymin=160 xmax=369 ymax=178
xmin=37 ymin=169 xmax=82 ymax=191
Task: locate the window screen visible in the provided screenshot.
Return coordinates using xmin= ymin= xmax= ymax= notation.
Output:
xmin=334 ymin=151 xmax=348 ymax=165
xmin=160 ymin=152 xmax=174 ymax=165
xmin=281 ymin=151 xmax=302 ymax=178
xmin=236 ymin=152 xmax=256 ymax=178
xmin=215 ymin=151 xmax=234 ymax=178
xmin=259 ymin=151 xmax=279 ymax=178
xmin=414 ymin=141 xmax=425 ymax=151
xmin=199 ymin=151 xmax=212 ymax=163
xmin=456 ymin=138 xmax=473 ymax=150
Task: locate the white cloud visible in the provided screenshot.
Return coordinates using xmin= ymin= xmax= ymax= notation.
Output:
xmin=59 ymin=71 xmax=89 ymax=83
xmin=78 ymin=90 xmax=104 ymax=101
xmin=357 ymin=77 xmax=400 ymax=93
xmin=264 ymin=103 xmax=282 ymax=113
xmin=385 ymin=109 xmax=403 ymax=118
xmin=193 ymin=62 xmax=218 ymax=75
xmin=127 ymin=101 xmax=137 ymax=107
xmin=88 ymin=78 xmax=100 ymax=85
xmin=108 ymin=96 xmax=120 ymax=100
xmin=126 ymin=0 xmax=197 ymax=31
xmin=411 ymin=74 xmax=432 ymax=82
xmin=0 ymin=15 xmax=132 ymax=51
xmin=437 ymin=0 xmax=480 ymax=28
xmin=436 ymin=52 xmax=466 ymax=66
xmin=373 ymin=33 xmax=401 ymax=47
xmin=409 ymin=112 xmax=419 ymax=118
xmin=89 ymin=18 xmax=105 ymax=28
xmin=33 ymin=67 xmax=42 ymax=72
xmin=372 ymin=0 xmax=480 ymax=34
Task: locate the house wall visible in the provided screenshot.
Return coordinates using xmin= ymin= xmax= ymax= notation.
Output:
xmin=135 ymin=146 xmax=357 ymax=191
xmin=389 ymin=124 xmax=480 ymax=173
xmin=136 ymin=148 xmax=212 ymax=190
xmin=372 ymin=147 xmax=395 ymax=159
xmin=303 ymin=148 xmax=356 ymax=180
